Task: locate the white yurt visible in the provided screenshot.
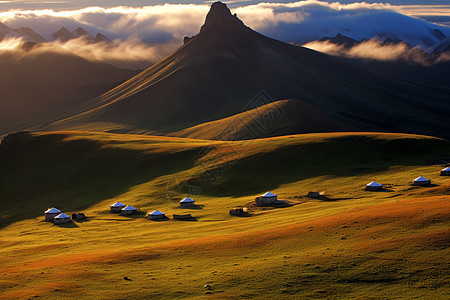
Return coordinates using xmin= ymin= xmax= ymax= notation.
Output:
xmin=412 ymin=176 xmax=431 ymax=186
xmin=180 ymin=197 xmax=195 ymax=208
xmin=54 ymin=213 xmax=71 ymax=224
xmin=365 ymin=181 xmax=383 ymax=191
xmin=440 ymin=167 xmax=450 ymax=176
xmin=110 ymin=201 xmax=126 ymax=212
xmin=44 ymin=207 xmax=62 ymax=222
xmin=121 ymin=205 xmax=137 ymax=215
xmin=148 ymin=210 xmax=165 ymax=220
xmin=256 ymin=191 xmax=278 ymax=206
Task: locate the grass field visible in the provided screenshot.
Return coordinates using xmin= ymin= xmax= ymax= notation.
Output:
xmin=0 ymin=131 xmax=449 ymax=299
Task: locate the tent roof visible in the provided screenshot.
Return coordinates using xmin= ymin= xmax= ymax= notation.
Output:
xmin=261 ymin=191 xmax=277 ymax=197
xmin=413 ymin=176 xmax=429 ymax=182
xmin=122 ymin=205 xmax=137 ymax=211
xmin=180 ymin=197 xmax=195 ymax=203
xmin=110 ymin=201 xmax=126 ymax=207
xmin=148 ymin=210 xmax=164 ymax=215
xmin=366 ymin=181 xmax=382 ymax=187
xmin=442 ymin=167 xmax=450 ymax=171
xmin=54 ymin=213 xmax=70 ymax=219
xmin=45 ymin=207 xmax=61 ymax=214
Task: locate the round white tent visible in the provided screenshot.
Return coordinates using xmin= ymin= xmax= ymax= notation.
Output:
xmin=148 ymin=210 xmax=165 ymax=220
xmin=44 ymin=207 xmax=61 ymax=222
xmin=180 ymin=197 xmax=195 ymax=208
xmin=256 ymin=191 xmax=278 ymax=206
xmin=440 ymin=167 xmax=450 ymax=176
xmin=54 ymin=213 xmax=71 ymax=224
xmin=110 ymin=201 xmax=126 ymax=212
xmin=365 ymin=181 xmax=383 ymax=191
xmin=121 ymin=205 xmax=137 ymax=215
xmin=412 ymin=176 xmax=431 ymax=186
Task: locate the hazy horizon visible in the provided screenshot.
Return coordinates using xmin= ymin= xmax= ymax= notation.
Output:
xmin=0 ymin=0 xmax=449 ymax=11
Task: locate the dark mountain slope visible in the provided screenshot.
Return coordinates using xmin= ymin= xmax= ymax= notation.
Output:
xmin=49 ymin=2 xmax=450 ymax=139
xmin=0 ymin=47 xmax=138 ymax=136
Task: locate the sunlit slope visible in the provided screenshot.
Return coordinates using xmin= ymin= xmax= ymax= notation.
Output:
xmin=0 ymin=186 xmax=448 ymax=298
xmin=1 ymin=130 xmax=449 ymax=228
xmin=172 ymin=99 xmax=354 ymax=140
xmin=47 ymin=2 xmax=450 ymax=139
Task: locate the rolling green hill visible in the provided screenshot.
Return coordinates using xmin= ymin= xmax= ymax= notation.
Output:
xmin=0 ymin=130 xmax=449 ymax=299
xmin=172 ymin=98 xmax=354 ymax=140
xmin=1 ymin=130 xmax=449 ymax=227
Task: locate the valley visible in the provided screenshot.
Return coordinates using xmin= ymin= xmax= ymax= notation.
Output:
xmin=0 ymin=131 xmax=449 ymax=299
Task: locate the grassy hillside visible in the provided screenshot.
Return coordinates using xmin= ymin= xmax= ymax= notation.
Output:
xmin=172 ymin=99 xmax=353 ymax=140
xmin=0 ymin=131 xmax=449 ymax=299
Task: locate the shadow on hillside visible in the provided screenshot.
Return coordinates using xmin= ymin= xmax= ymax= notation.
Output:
xmin=147 ymin=216 xmax=170 ymax=222
xmin=177 ymin=204 xmax=204 ymax=210
xmin=0 ymin=132 xmax=204 ymax=229
xmin=230 ymin=212 xmax=252 ymax=217
xmin=173 ymin=216 xmax=198 ymax=221
xmin=120 ymin=213 xmax=147 ymax=219
xmin=318 ymin=196 xmax=353 ymax=202
xmin=54 ymin=221 xmax=79 ymax=228
xmin=72 ymin=218 xmax=91 ymax=223
xmin=186 ymin=136 xmax=450 ymax=198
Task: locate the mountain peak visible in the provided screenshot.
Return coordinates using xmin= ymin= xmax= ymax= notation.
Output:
xmin=200 ymin=1 xmax=244 ymax=33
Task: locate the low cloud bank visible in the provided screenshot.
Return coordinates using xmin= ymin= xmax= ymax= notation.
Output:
xmin=0 ymin=1 xmax=449 ymax=67
xmin=0 ymin=36 xmax=177 ymax=69
xmin=303 ymin=39 xmax=450 ymax=64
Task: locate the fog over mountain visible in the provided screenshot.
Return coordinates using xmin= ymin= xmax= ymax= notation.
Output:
xmin=0 ymin=1 xmax=448 ymax=67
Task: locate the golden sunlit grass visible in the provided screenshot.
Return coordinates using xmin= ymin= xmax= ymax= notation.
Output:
xmin=0 ymin=131 xmax=449 ymax=299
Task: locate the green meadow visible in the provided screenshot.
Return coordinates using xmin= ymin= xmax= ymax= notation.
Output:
xmin=0 ymin=131 xmax=449 ymax=299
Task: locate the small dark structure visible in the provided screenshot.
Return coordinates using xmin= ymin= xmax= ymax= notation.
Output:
xmin=365 ymin=181 xmax=383 ymax=191
xmin=440 ymin=167 xmax=450 ymax=176
xmin=72 ymin=213 xmax=86 ymax=220
xmin=121 ymin=205 xmax=137 ymax=215
xmin=306 ymin=191 xmax=321 ymax=198
xmin=148 ymin=210 xmax=165 ymax=220
xmin=255 ymin=192 xmax=277 ymax=206
xmin=110 ymin=201 xmax=126 ymax=212
xmin=173 ymin=214 xmax=192 ymax=220
xmin=54 ymin=213 xmax=71 ymax=224
xmin=179 ymin=197 xmax=195 ymax=208
xmin=412 ymin=176 xmax=431 ymax=186
xmin=229 ymin=207 xmax=248 ymax=216
xmin=44 ymin=207 xmax=61 ymax=222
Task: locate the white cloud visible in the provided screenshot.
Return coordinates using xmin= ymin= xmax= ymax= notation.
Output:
xmin=0 ymin=1 xmax=448 ymax=67
xmin=303 ymin=39 xmax=450 ymax=64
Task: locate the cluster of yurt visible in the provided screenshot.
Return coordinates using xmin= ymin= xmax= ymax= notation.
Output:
xmin=44 ymin=207 xmax=71 ymax=224
xmin=110 ymin=202 xmax=138 ymax=215
xmin=255 ymin=192 xmax=278 ymax=206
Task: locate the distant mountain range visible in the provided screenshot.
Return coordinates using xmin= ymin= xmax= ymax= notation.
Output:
xmin=43 ymin=2 xmax=450 ymax=140
xmin=319 ymin=32 xmax=450 ymax=56
xmin=0 ymin=22 xmax=110 ymax=44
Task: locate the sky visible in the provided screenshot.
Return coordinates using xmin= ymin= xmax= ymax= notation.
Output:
xmin=0 ymin=1 xmax=449 ymax=10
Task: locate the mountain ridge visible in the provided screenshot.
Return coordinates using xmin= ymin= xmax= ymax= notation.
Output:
xmin=25 ymin=2 xmax=450 ymax=140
